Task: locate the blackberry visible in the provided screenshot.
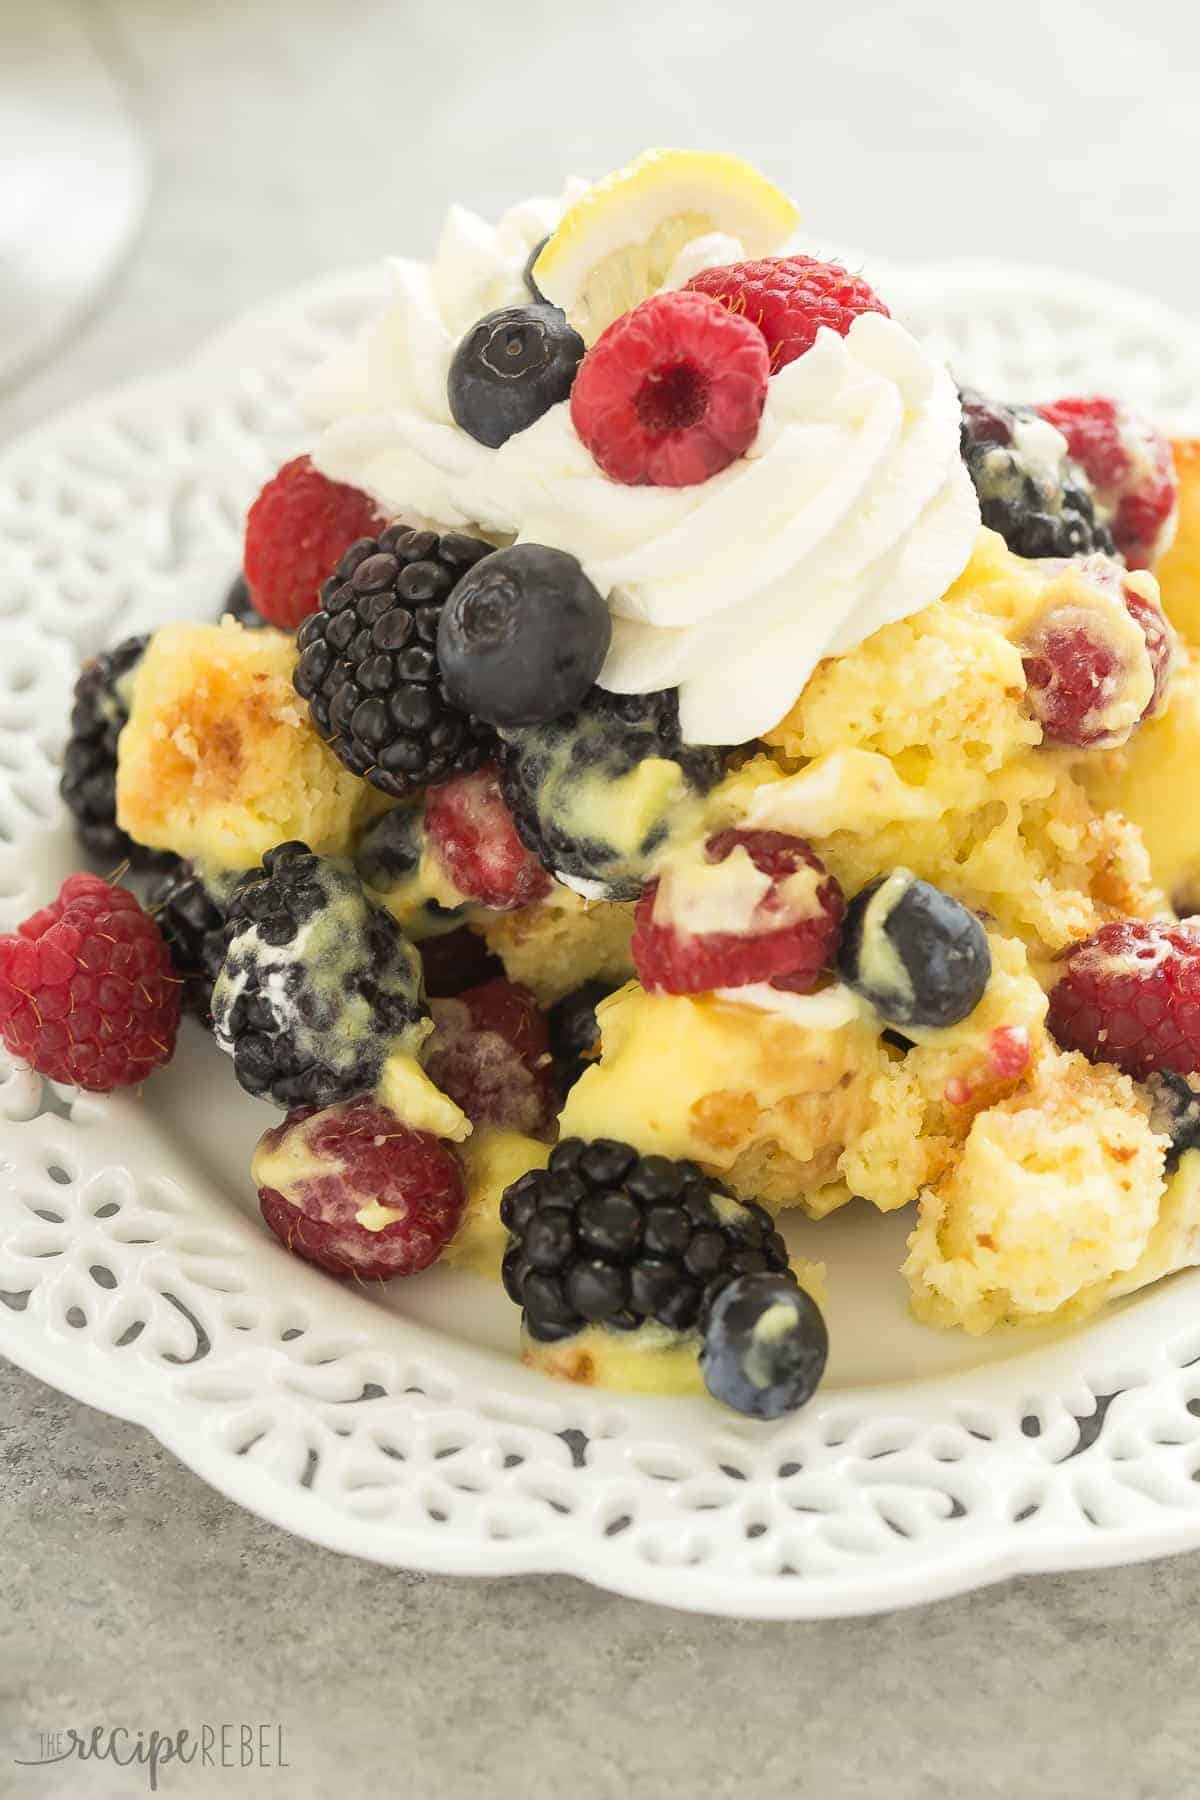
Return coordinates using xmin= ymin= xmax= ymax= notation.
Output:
xmin=60 ymin=634 xmax=171 ymax=871
xmin=218 ymin=573 xmax=269 ymax=629
xmin=499 ymin=686 xmax=725 ymax=900
xmin=148 ymin=860 xmax=235 ymax=1025
xmin=547 ymin=979 xmax=612 ymax=1100
xmin=213 ymin=841 xmax=428 ymax=1109
xmin=500 ymin=1138 xmax=791 ymax=1345
xmin=1145 ymin=1071 xmax=1200 ymax=1170
xmin=293 ymin=525 xmax=497 ymax=799
xmin=959 ymin=388 xmax=1115 ymax=561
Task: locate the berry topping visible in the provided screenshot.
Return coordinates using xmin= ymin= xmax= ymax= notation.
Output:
xmin=959 ymin=389 xmax=1114 ymax=561
xmin=685 ymin=255 xmax=889 ymax=372
xmin=148 ymin=860 xmax=234 ymax=1025
xmin=838 ymin=870 xmax=991 ymax=1029
xmin=1145 ymin=1070 xmax=1200 ymax=1169
xmin=243 ymin=455 xmax=385 ymax=630
xmin=438 ymin=544 xmax=612 ymax=729
xmin=569 ymin=289 xmax=769 ymax=487
xmin=500 ymin=1138 xmax=791 ymax=1345
xmin=1037 ymin=396 xmax=1178 ymax=569
xmin=1022 ymin=560 xmax=1176 ymax=748
xmin=632 ymin=829 xmax=844 ymax=996
xmin=547 ymin=979 xmax=613 ymax=1100
xmin=0 ymin=874 xmax=180 ymax=1091
xmin=213 ymin=842 xmax=429 ymax=1109
xmin=425 ymin=978 xmax=554 ymax=1137
xmin=425 ymin=765 xmax=552 ymax=911
xmin=60 ymin=634 xmax=171 ymax=871
xmin=218 ymin=573 xmax=270 ymax=629
xmin=254 ymin=1097 xmax=465 ymax=1280
xmin=448 ymin=303 xmax=584 ymax=449
xmin=1047 ymin=920 xmax=1200 ymax=1080
xmin=417 ymin=927 xmax=504 ymax=999
xmin=293 ymin=524 xmax=497 ymax=798
xmin=499 ymin=686 xmax=725 ymax=901
xmin=699 ymin=1271 xmax=828 ymax=1419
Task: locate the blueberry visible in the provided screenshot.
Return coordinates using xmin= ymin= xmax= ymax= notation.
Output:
xmin=438 ymin=543 xmax=611 ymax=729
xmin=1145 ymin=1071 xmax=1200 ymax=1169
xmin=700 ymin=1273 xmax=828 ymax=1420
xmin=448 ymin=303 xmax=584 ymax=449
xmin=838 ymin=869 xmax=991 ymax=1030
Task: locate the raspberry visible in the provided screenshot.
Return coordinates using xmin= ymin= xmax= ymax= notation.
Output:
xmin=632 ymin=829 xmax=844 ymax=996
xmin=685 ymin=255 xmax=890 ymax=372
xmin=1022 ymin=558 xmax=1176 ymax=748
xmin=569 ymin=290 xmax=769 ymax=487
xmin=254 ymin=1098 xmax=465 ymax=1280
xmin=425 ymin=978 xmax=554 ymax=1137
xmin=1037 ymin=397 xmax=1178 ymax=569
xmin=424 ymin=765 xmax=551 ymax=911
xmin=1047 ymin=920 xmax=1200 ymax=1079
xmin=0 ymin=874 xmax=180 ymax=1090
xmin=243 ymin=455 xmax=385 ymax=629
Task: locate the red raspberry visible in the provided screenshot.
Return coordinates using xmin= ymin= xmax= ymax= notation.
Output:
xmin=632 ymin=829 xmax=845 ymax=996
xmin=424 ymin=765 xmax=551 ymax=911
xmin=418 ymin=926 xmax=504 ymax=998
xmin=254 ymin=1097 xmax=465 ymax=1280
xmin=425 ymin=977 xmax=555 ymax=1137
xmin=243 ymin=455 xmax=385 ymax=629
xmin=685 ymin=256 xmax=890 ymax=373
xmin=0 ymin=874 xmax=180 ymax=1091
xmin=1022 ymin=560 xmax=1175 ymax=748
xmin=1036 ymin=397 xmax=1178 ymax=569
xmin=569 ymin=290 xmax=769 ymax=487
xmin=1048 ymin=920 xmax=1200 ymax=1080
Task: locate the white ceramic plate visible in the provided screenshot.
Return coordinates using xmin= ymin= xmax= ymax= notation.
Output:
xmin=5 ymin=264 xmax=1200 ymax=1619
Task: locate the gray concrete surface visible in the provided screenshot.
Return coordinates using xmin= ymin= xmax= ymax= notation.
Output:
xmin=4 ymin=1 xmax=1200 ymax=1794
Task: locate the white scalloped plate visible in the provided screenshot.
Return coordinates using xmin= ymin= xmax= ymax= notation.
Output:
xmin=5 ymin=263 xmax=1200 ymax=1619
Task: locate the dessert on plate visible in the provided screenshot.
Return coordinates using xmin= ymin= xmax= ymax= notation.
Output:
xmin=6 ymin=147 xmax=1200 ymax=1420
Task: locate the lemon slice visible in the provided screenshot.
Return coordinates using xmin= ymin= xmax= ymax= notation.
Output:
xmin=531 ymin=148 xmax=798 ymax=341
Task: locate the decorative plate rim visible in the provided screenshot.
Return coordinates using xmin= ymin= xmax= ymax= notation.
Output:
xmin=5 ymin=258 xmax=1200 ymax=1619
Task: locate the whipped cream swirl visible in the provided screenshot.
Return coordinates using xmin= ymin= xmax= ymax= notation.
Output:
xmin=306 ymin=194 xmax=980 ymax=745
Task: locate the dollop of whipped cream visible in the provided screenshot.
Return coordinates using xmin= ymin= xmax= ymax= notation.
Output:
xmin=306 ymin=191 xmax=981 ymax=746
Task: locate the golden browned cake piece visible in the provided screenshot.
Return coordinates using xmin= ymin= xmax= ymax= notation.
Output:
xmin=1155 ymin=439 xmax=1200 ymax=645
xmin=482 ymin=884 xmax=635 ymax=1006
xmin=116 ymin=619 xmax=384 ymax=869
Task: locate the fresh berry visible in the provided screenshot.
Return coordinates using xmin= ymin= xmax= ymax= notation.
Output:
xmin=838 ymin=870 xmax=991 ymax=1029
xmin=1037 ymin=396 xmax=1178 ymax=569
xmin=1144 ymin=1070 xmax=1200 ymax=1169
xmin=243 ymin=455 xmax=385 ymax=630
xmin=0 ymin=874 xmax=180 ymax=1090
xmin=147 ymin=860 xmax=233 ymax=1025
xmin=418 ymin=927 xmax=504 ymax=999
xmin=293 ymin=525 xmax=496 ymax=798
xmin=426 ymin=978 xmax=554 ymax=1137
xmin=685 ymin=255 xmax=889 ymax=372
xmin=213 ymin=842 xmax=428 ymax=1108
xmin=1022 ymin=557 xmax=1176 ymax=748
xmin=438 ymin=544 xmax=611 ymax=728
xmin=353 ymin=800 xmax=469 ymax=940
xmin=254 ymin=1098 xmax=465 ymax=1280
xmin=959 ymin=389 xmax=1114 ymax=560
xmin=547 ymin=979 xmax=612 ymax=1100
xmin=1047 ymin=920 xmax=1200 ymax=1080
xmin=632 ymin=829 xmax=844 ymax=996
xmin=499 ymin=686 xmax=725 ymax=900
xmin=60 ymin=635 xmax=170 ymax=871
xmin=425 ymin=765 xmax=551 ymax=911
xmin=448 ymin=303 xmax=584 ymax=448
xmin=500 ymin=1138 xmax=791 ymax=1344
xmin=700 ymin=1271 xmax=828 ymax=1419
xmin=569 ymin=290 xmax=769 ymax=487
xmin=218 ymin=573 xmax=269 ymax=629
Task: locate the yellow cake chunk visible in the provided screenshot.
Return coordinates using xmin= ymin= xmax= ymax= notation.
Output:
xmin=1155 ymin=439 xmax=1200 ymax=645
xmin=482 ymin=883 xmax=634 ymax=1006
xmin=116 ymin=619 xmax=383 ymax=870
